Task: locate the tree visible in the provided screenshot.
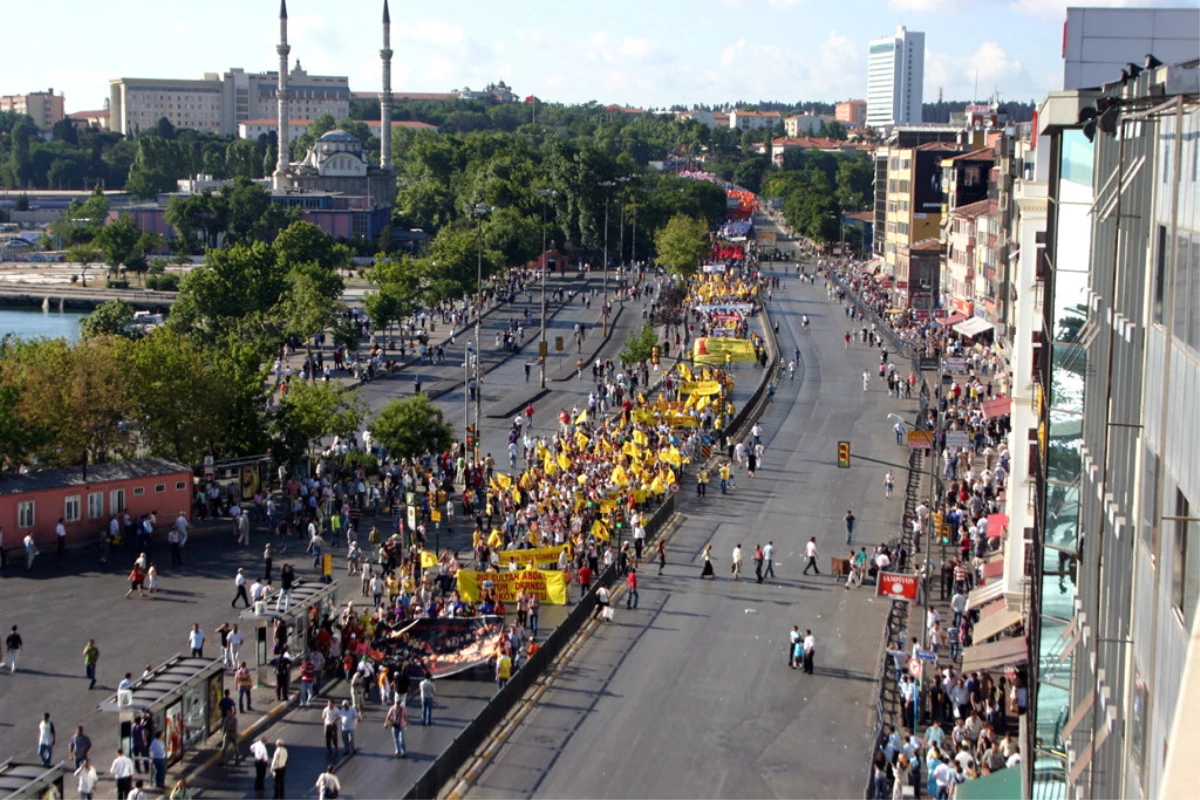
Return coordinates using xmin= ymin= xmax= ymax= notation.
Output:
xmin=169 ymin=241 xmax=285 ymax=342
xmin=653 ymin=213 xmax=709 ymax=278
xmin=276 ymin=271 xmax=342 ymax=357
xmin=65 ymin=244 xmax=105 ymax=287
xmin=154 ymin=117 xmax=177 ymax=140
xmin=80 ymin=299 xmax=136 ymax=339
xmin=93 ymin=213 xmax=142 ymax=273
xmin=620 ymin=324 xmax=659 ymax=366
xmin=272 ymin=380 xmax=367 ymax=464
xmin=273 ymin=220 xmax=353 ymax=277
xmin=370 ymin=395 xmax=454 ymax=460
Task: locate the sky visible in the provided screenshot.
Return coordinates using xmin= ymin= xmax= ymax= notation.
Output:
xmin=7 ymin=0 xmax=1200 ymax=115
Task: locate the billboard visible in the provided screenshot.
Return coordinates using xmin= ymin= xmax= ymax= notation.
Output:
xmin=914 ymin=149 xmax=956 ymax=213
xmin=876 ymin=572 xmax=920 ymax=601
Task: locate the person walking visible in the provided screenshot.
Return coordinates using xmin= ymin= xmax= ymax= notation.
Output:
xmin=109 ymin=749 xmax=135 ymax=800
xmin=5 ymin=625 xmax=20 ymax=673
xmin=753 ymin=544 xmax=764 ymax=583
xmin=82 ymin=639 xmax=100 ymax=689
xmin=270 ymin=740 xmax=288 ymax=800
xmin=316 ymin=765 xmax=341 ymax=800
xmin=187 ymin=624 xmax=205 ymax=658
xmin=763 ymin=540 xmax=776 ymax=579
xmin=656 ymin=539 xmax=667 ymax=575
xmin=235 ymin=662 xmax=253 ymax=713
xmin=250 ymin=736 xmax=270 ymax=793
xmin=419 ymin=672 xmax=435 ymax=726
xmin=383 ymin=697 xmax=408 ymax=757
xmin=802 ymin=537 xmax=820 ymax=575
xmin=74 ymin=758 xmax=98 ymax=800
xmin=322 ymin=700 xmax=340 ymax=755
xmin=68 ymin=726 xmax=92 ymax=769
xmin=844 ymin=510 xmax=856 ymax=544
xmin=730 ymin=544 xmax=743 ymax=581
xmin=150 ymin=731 xmax=168 ymax=790
xmin=626 ymin=568 xmax=639 ymax=609
xmin=883 ymin=470 xmax=895 ymax=499
xmin=802 ymin=629 xmax=816 ymax=674
xmin=790 ymin=626 xmax=803 ymax=669
xmin=338 ymin=700 xmax=359 ymax=755
xmin=700 ymin=544 xmax=715 ymax=578
xmin=36 ymin=712 xmax=55 ymax=766
xmin=232 ymin=569 xmax=251 ymax=608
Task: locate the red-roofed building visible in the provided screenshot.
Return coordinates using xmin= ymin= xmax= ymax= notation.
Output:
xmin=943 ymin=198 xmax=996 ymax=315
xmin=729 ymin=109 xmax=781 ymax=131
xmin=605 ymin=105 xmax=646 ymax=118
xmin=896 ymin=237 xmax=943 ymax=311
xmin=767 ymin=137 xmax=870 ymax=165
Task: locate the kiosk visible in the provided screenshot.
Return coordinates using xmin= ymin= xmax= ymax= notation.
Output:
xmin=239 ymin=579 xmax=338 ymax=686
xmin=97 ymin=656 xmax=224 ymax=767
xmin=0 ymin=761 xmax=64 ymax=800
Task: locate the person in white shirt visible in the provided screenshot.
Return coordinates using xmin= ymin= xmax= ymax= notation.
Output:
xmin=187 ymin=624 xmax=205 ymax=658
xmin=75 ymin=758 xmax=98 ymax=799
xmin=763 ymin=541 xmax=776 ymax=578
xmin=227 ymin=625 xmax=244 ymax=666
xmin=249 ymin=736 xmax=270 ymax=793
xmin=802 ymin=537 xmax=820 ymax=575
xmin=110 ymin=748 xmax=135 ymax=799
xmin=338 ymin=701 xmax=360 ymax=754
xmin=802 ymin=630 xmax=816 ymax=674
xmin=271 ymin=740 xmax=288 ymax=799
xmin=316 ymin=765 xmax=341 ymax=800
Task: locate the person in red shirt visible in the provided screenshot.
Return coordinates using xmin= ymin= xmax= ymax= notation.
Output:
xmin=577 ymin=564 xmax=593 ymax=596
xmin=299 ymin=659 xmax=317 ymax=707
xmin=625 ymin=568 xmax=639 ymax=610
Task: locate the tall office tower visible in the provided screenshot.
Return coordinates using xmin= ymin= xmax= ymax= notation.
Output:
xmin=866 ymin=26 xmax=925 ymax=130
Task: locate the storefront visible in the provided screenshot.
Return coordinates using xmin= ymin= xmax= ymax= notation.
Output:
xmin=0 ymin=761 xmax=64 ymax=799
xmin=239 ymin=580 xmax=338 ymax=685
xmin=97 ymin=656 xmax=225 ymax=767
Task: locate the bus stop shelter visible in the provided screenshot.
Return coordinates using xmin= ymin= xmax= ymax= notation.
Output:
xmin=0 ymin=761 xmax=64 ymax=799
xmin=98 ymin=656 xmax=225 ymax=767
xmin=239 ymin=579 xmax=338 ymax=685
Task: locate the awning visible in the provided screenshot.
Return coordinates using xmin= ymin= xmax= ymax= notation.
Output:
xmin=955 ymin=764 xmax=1021 ymax=800
xmin=982 ymin=559 xmax=1005 ymax=580
xmin=968 ymin=579 xmax=1005 ymax=609
xmin=987 ymin=512 xmax=1009 ymax=538
xmin=1060 ymin=689 xmax=1095 ymax=741
xmin=979 ymin=597 xmax=1009 ymax=619
xmin=953 ymin=316 xmax=996 ymax=338
xmin=973 ymin=607 xmax=1025 ymax=642
xmin=960 ymin=636 xmax=1028 ymax=672
xmin=941 ymin=312 xmax=968 ymax=327
xmin=1068 ymin=708 xmax=1114 ymax=783
xmin=982 ymin=397 xmax=1012 ymax=419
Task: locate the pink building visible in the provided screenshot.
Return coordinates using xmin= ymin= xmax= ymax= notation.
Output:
xmin=0 ymin=457 xmax=193 ymax=548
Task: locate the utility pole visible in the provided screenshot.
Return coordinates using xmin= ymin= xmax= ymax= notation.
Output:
xmin=599 ymin=180 xmax=615 ymax=336
xmin=468 ymin=201 xmax=491 ymax=463
xmin=535 ymin=187 xmax=557 ymax=389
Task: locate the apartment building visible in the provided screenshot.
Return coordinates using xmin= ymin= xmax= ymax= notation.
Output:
xmin=1024 ymin=59 xmax=1200 ymax=800
xmin=109 ymin=64 xmax=349 ymax=137
xmin=866 ymin=26 xmax=924 ymax=129
xmin=728 ymin=109 xmax=781 ymax=131
xmin=881 ymin=141 xmax=968 ymax=275
xmin=0 ymin=88 xmax=66 ymax=129
xmin=835 ymin=99 xmax=867 ymax=127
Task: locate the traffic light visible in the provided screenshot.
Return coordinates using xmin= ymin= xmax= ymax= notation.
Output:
xmin=465 ymin=425 xmax=476 ymax=450
xmin=837 ymin=441 xmax=851 ymax=469
xmin=614 ymin=507 xmax=626 ymax=528
xmin=651 ymin=346 xmax=660 ymax=366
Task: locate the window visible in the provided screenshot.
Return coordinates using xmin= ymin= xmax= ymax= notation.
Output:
xmin=155 ymin=483 xmax=166 ymax=493
xmin=1173 ymin=490 xmax=1198 ymax=628
xmin=64 ymin=495 xmax=81 ymax=523
xmin=965 ymin=166 xmax=981 ymax=187
xmin=17 ymin=501 xmax=34 ymax=528
xmin=110 ymin=489 xmax=126 ymax=514
xmin=176 ymin=481 xmax=187 ymax=491
xmin=133 ymin=486 xmax=145 ymax=496
xmin=1153 ymin=225 xmax=1166 ymax=325
xmin=88 ymin=492 xmax=104 ymax=520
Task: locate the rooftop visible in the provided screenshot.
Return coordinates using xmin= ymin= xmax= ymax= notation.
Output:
xmin=950 ymin=198 xmax=996 ymax=218
xmin=0 ymin=457 xmax=191 ymax=497
xmin=915 ymin=141 xmax=969 ymax=151
xmin=947 ymin=147 xmax=995 ymax=163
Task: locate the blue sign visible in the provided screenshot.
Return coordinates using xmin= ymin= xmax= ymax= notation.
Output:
xmin=916 ymin=649 xmax=937 ymax=662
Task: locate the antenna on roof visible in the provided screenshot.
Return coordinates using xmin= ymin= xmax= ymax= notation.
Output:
xmin=973 ymin=70 xmax=979 ymax=104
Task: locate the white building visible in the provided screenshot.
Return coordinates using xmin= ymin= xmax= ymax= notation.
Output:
xmin=783 ymin=114 xmax=822 ymax=137
xmin=1063 ymin=7 xmax=1199 ymax=91
xmin=866 ymin=26 xmax=924 ymax=130
xmin=728 ymin=109 xmax=781 ymax=131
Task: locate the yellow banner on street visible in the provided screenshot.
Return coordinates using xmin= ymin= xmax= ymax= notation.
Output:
xmin=692 ymin=337 xmax=757 ymax=365
xmin=679 ymin=380 xmax=723 ymax=396
xmin=456 ymin=569 xmax=569 ymax=605
xmin=495 ymin=544 xmax=569 ymax=569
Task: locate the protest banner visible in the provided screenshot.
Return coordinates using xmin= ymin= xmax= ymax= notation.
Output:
xmin=456 ymin=569 xmax=570 ymax=605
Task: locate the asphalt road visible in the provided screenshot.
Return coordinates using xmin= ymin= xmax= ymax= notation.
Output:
xmin=456 ymin=220 xmax=919 ymax=800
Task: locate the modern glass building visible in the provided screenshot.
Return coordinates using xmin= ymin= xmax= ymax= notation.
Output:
xmin=866 ymin=26 xmax=924 ymax=130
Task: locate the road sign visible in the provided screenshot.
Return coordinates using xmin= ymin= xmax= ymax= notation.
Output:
xmin=945 ymin=431 xmax=971 ymax=450
xmin=875 ymin=572 xmax=920 ymax=601
xmin=539 ymin=340 xmax=548 ymax=357
xmin=908 ymin=658 xmax=923 ymax=677
xmin=916 ymin=649 xmax=937 ymax=662
xmin=700 ymin=444 xmax=712 ymax=459
xmin=907 ymin=430 xmax=934 ymax=450
xmin=555 ymin=336 xmax=564 ymax=352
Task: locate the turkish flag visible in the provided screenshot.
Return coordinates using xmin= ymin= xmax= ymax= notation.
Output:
xmin=524 ymin=95 xmax=536 ymax=103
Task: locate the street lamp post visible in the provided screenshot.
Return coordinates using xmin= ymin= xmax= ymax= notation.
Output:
xmin=599 ymin=180 xmax=615 ymax=335
xmin=535 ymin=188 xmax=557 ymax=389
xmin=468 ymin=201 xmax=492 ymax=463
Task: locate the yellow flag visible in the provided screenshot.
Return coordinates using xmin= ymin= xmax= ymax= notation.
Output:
xmin=494 ymin=473 xmax=512 ymax=490
xmin=660 ymin=447 xmax=681 ymax=467
xmin=650 ymin=476 xmax=665 ymax=494
xmin=575 ymin=409 xmax=588 ymax=424
xmin=511 ymin=486 xmax=521 ymax=504
xmin=420 ymin=550 xmax=438 ymax=569
xmin=611 ymin=466 xmax=628 ymax=487
xmin=575 ymin=431 xmax=590 ymax=450
xmin=632 ymin=430 xmax=648 ymax=446
xmin=591 ymin=520 xmax=610 ymax=541
xmin=544 ymin=459 xmax=559 ymax=477
xmin=557 ymin=452 xmax=572 ymax=471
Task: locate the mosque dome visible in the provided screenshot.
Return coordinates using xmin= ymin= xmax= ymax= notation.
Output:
xmin=318 ymin=129 xmax=360 ymax=145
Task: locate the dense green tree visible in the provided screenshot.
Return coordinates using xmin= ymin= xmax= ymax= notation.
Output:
xmin=273 ymin=220 xmax=353 ymax=276
xmin=169 ymin=241 xmax=285 ymax=341
xmin=80 ymin=299 xmax=136 ymax=339
xmin=272 ymin=380 xmax=366 ymax=464
xmin=653 ymin=213 xmax=709 ymax=279
xmin=94 ymin=213 xmax=142 ymax=271
xmin=620 ymin=324 xmax=659 ymax=366
xmin=370 ymin=394 xmax=454 ymax=460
